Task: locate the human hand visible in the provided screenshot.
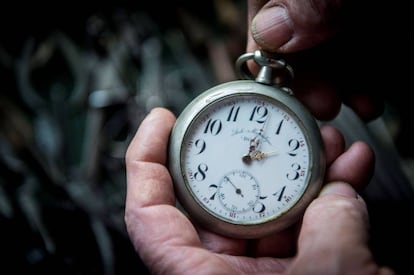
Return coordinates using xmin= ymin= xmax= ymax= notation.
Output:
xmin=246 ymin=0 xmax=384 ymax=121
xmin=124 ymin=108 xmax=394 ymax=274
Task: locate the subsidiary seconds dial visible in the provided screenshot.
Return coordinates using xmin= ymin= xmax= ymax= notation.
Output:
xmin=218 ymin=170 xmax=260 ymax=214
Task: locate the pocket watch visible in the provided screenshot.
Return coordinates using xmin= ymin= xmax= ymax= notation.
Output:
xmin=168 ymin=50 xmax=325 ymax=239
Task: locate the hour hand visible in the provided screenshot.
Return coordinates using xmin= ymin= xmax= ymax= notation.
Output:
xmin=242 ymin=150 xmax=279 ymax=164
xmin=251 ymin=150 xmax=279 ymax=160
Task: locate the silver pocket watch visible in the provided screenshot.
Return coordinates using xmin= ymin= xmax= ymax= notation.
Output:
xmin=168 ymin=50 xmax=325 ymax=239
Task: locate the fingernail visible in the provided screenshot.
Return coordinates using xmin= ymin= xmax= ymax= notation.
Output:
xmin=251 ymin=6 xmax=293 ymax=51
xmin=320 ymin=182 xmax=359 ymax=199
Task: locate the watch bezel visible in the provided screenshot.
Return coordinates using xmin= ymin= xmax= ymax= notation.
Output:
xmin=169 ymin=80 xmax=325 ymax=239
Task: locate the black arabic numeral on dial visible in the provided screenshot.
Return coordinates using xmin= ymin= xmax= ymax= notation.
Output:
xmin=275 ymin=119 xmax=283 ymax=135
xmin=227 ymin=105 xmax=240 ymax=122
xmin=194 ymin=163 xmax=208 ymax=181
xmin=249 ymin=106 xmax=268 ymax=123
xmin=287 ymin=163 xmax=301 ymax=180
xmin=204 ymin=119 xmax=222 ymax=135
xmin=287 ymin=138 xmax=300 ymax=156
xmin=208 ymin=184 xmax=218 ymax=200
xmin=194 ymin=139 xmax=206 ymax=154
xmin=253 ymin=201 xmax=265 ymax=214
xmin=272 ymin=186 xmax=286 ymax=201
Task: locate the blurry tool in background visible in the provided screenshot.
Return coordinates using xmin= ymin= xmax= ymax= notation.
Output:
xmin=0 ymin=2 xmax=245 ymax=273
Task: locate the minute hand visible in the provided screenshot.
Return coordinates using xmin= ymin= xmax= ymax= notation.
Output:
xmin=249 ymin=115 xmax=271 ymax=152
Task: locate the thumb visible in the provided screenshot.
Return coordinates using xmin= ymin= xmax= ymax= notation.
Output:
xmin=299 ymin=181 xmax=369 ymax=249
xmin=248 ymin=0 xmax=343 ymax=53
xmin=290 ymin=182 xmax=379 ymax=274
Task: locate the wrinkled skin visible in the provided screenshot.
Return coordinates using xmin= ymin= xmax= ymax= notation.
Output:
xmin=246 ymin=0 xmax=384 ymax=122
xmin=124 ymin=108 xmax=394 ymax=274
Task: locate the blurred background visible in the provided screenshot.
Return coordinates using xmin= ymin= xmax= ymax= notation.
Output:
xmin=1 ymin=1 xmax=414 ymax=274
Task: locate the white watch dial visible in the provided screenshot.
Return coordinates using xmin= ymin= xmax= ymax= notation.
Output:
xmin=182 ymin=95 xmax=310 ymax=224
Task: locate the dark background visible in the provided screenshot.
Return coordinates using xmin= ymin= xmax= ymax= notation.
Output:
xmin=1 ymin=1 xmax=414 ymax=274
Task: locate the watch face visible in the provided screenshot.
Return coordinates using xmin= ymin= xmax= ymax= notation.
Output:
xmin=169 ymin=80 xmax=324 ymax=238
